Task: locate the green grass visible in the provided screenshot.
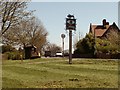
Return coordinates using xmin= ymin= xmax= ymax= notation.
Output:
xmin=2 ymin=58 xmax=118 ymax=88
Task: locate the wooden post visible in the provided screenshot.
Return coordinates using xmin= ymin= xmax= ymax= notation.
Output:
xmin=69 ymin=30 xmax=72 ymax=64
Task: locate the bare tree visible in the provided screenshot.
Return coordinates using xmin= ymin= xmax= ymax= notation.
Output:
xmin=3 ymin=17 xmax=48 ymax=51
xmin=0 ymin=1 xmax=32 ymax=34
xmin=43 ymin=42 xmax=61 ymax=55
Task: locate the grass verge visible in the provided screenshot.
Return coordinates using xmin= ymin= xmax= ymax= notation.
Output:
xmin=2 ymin=58 xmax=118 ymax=88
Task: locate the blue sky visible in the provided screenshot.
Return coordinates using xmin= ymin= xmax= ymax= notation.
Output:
xmin=27 ymin=2 xmax=118 ymax=50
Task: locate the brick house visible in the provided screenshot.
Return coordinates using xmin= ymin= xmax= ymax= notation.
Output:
xmin=89 ymin=19 xmax=120 ymax=39
xmin=89 ymin=19 xmax=120 ymax=59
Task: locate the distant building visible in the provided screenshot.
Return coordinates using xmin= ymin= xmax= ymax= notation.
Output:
xmin=89 ymin=19 xmax=120 ymax=39
xmin=24 ymin=45 xmax=41 ymax=59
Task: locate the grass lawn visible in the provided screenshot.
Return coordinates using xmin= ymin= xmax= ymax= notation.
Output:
xmin=2 ymin=58 xmax=118 ymax=88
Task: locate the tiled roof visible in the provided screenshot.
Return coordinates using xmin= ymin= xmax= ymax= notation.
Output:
xmin=91 ymin=24 xmax=110 ymax=37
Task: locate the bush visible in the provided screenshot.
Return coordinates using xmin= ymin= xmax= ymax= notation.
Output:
xmin=96 ymin=38 xmax=119 ymax=54
xmin=5 ymin=52 xmax=23 ymax=60
xmin=74 ymin=33 xmax=95 ymax=54
xmin=1 ymin=45 xmax=17 ymax=53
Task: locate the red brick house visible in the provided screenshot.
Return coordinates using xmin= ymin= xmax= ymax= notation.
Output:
xmin=89 ymin=19 xmax=120 ymax=39
xmin=89 ymin=19 xmax=120 ymax=59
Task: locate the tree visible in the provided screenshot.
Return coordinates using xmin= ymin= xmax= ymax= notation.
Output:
xmin=2 ymin=17 xmax=48 ymax=52
xmin=49 ymin=44 xmax=61 ymax=54
xmin=0 ymin=1 xmax=32 ymax=35
xmin=96 ymin=38 xmax=119 ymax=54
xmin=74 ymin=33 xmax=95 ymax=54
xmin=43 ymin=42 xmax=62 ymax=55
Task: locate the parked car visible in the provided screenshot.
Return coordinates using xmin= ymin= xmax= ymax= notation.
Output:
xmin=56 ymin=52 xmax=62 ymax=57
xmin=44 ymin=51 xmax=51 ymax=57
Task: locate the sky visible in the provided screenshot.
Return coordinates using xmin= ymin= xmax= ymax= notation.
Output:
xmin=27 ymin=1 xmax=118 ymax=51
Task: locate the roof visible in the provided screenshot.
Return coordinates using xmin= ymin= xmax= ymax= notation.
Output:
xmin=90 ymin=24 xmax=110 ymax=37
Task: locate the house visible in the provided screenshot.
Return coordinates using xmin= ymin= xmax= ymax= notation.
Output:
xmin=89 ymin=19 xmax=120 ymax=59
xmin=89 ymin=19 xmax=120 ymax=39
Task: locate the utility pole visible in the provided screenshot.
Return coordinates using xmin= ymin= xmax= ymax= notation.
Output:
xmin=66 ymin=14 xmax=76 ymax=64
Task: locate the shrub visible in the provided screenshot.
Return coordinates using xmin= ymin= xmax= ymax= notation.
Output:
xmin=5 ymin=52 xmax=23 ymax=60
xmin=1 ymin=45 xmax=17 ymax=53
xmin=74 ymin=33 xmax=95 ymax=54
xmin=96 ymin=38 xmax=119 ymax=54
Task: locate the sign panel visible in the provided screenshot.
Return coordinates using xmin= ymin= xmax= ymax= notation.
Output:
xmin=66 ymin=18 xmax=76 ymax=30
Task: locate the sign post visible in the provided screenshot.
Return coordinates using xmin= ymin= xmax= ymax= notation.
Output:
xmin=61 ymin=34 xmax=65 ymax=57
xmin=66 ymin=14 xmax=76 ymax=64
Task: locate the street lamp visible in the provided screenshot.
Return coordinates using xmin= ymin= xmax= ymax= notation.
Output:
xmin=66 ymin=14 xmax=76 ymax=64
xmin=61 ymin=34 xmax=65 ymax=57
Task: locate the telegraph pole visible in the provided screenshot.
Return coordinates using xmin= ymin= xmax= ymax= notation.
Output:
xmin=66 ymin=14 xmax=76 ymax=64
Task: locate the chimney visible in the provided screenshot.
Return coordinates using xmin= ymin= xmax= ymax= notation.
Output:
xmin=106 ymin=22 xmax=109 ymax=25
xmin=102 ymin=19 xmax=109 ymax=28
xmin=103 ymin=19 xmax=106 ymax=28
